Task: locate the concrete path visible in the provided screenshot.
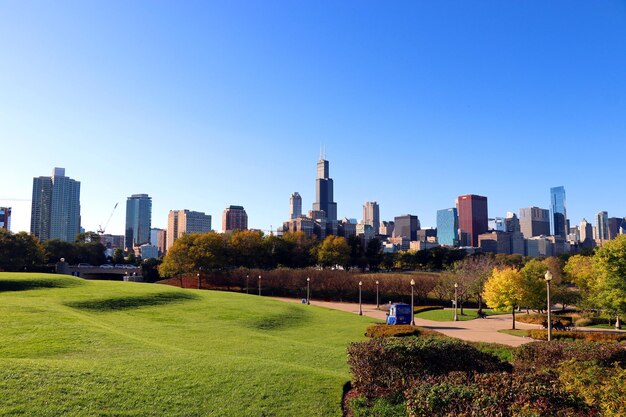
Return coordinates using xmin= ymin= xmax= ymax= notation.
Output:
xmin=273 ymin=297 xmax=539 ymax=347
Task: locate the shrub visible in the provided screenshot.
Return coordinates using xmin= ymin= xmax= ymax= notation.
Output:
xmin=365 ymin=324 xmax=421 ymax=338
xmin=575 ymin=318 xmax=593 ymax=327
xmin=559 ymin=360 xmax=626 ymax=417
xmin=527 ymin=329 xmax=626 ymax=343
xmin=516 ymin=313 xmax=573 ymax=325
xmin=347 ymin=336 xmax=510 ymax=398
xmin=404 ymin=370 xmax=595 ymax=417
xmin=350 ymin=394 xmax=406 ymax=417
xmin=413 ymin=305 xmax=443 ymax=314
xmin=513 ymin=340 xmax=626 ymax=372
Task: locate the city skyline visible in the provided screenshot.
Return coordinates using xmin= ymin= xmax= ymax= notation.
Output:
xmin=2 ymin=2 xmax=625 ymax=235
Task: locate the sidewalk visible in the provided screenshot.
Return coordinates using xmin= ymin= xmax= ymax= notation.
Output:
xmin=273 ymin=297 xmax=539 ymax=347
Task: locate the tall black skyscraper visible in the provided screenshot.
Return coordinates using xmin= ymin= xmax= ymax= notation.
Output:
xmin=125 ymin=194 xmax=152 ymax=250
xmin=312 ymin=153 xmax=337 ymax=223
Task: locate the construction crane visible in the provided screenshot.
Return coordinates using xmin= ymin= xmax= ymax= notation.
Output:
xmin=97 ymin=203 xmax=118 ymax=235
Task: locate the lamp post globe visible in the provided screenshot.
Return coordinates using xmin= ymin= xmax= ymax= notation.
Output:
xmin=410 ymin=279 xmax=416 ymax=325
xmin=375 ymin=280 xmax=380 ymax=310
xmin=544 ymin=270 xmax=553 ymax=341
xmin=246 ymin=274 xmax=249 ymax=294
xmin=258 ymin=275 xmax=262 ymax=296
xmin=358 ymin=281 xmax=363 ymax=316
xmin=453 ymin=282 xmax=459 ymax=321
xmin=306 ymin=277 xmax=310 ymax=305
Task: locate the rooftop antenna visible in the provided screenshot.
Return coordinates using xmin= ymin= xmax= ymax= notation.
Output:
xmin=324 ymin=144 xmax=327 ymax=160
xmin=319 ymin=145 xmax=322 ymax=160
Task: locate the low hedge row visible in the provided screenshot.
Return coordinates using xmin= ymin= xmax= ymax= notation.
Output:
xmin=404 ymin=370 xmax=593 ymax=417
xmin=413 ymin=305 xmax=443 ymax=314
xmin=527 ymin=329 xmax=626 ymax=343
xmin=513 ymin=340 xmax=626 ymax=371
xmin=516 ymin=313 xmax=573 ymax=325
xmin=365 ymin=324 xmax=422 ymax=338
xmin=347 ymin=336 xmax=511 ymax=398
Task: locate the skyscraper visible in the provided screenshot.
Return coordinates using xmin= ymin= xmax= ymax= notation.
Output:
xmin=362 ymin=201 xmax=380 ymax=233
xmin=550 ymin=186 xmax=567 ymax=238
xmin=312 ymin=153 xmax=337 ymax=233
xmin=436 ymin=208 xmax=459 ymax=246
xmin=595 ymin=211 xmax=609 ymax=242
xmin=456 ymin=194 xmax=488 ymax=247
xmin=289 ymin=192 xmax=302 ymax=220
xmin=222 ymin=205 xmax=248 ymax=232
xmin=519 ymin=207 xmax=551 ymax=238
xmin=393 ymin=214 xmax=420 ymax=241
xmin=0 ymin=207 xmax=11 ymax=230
xmin=167 ymin=209 xmax=212 ymax=250
xmin=580 ymin=218 xmax=594 ymax=247
xmin=607 ymin=217 xmax=624 ymax=240
xmin=30 ymin=167 xmax=81 ymax=243
xmin=125 ymin=194 xmax=152 ymax=250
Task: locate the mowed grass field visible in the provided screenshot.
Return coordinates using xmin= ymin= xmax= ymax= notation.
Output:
xmin=0 ymin=273 xmax=376 ymax=416
xmin=414 ymin=308 xmax=504 ymax=322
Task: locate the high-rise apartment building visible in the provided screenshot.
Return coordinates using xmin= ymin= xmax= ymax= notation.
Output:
xmin=222 ymin=205 xmax=248 ymax=232
xmin=436 ymin=208 xmax=459 ymax=247
xmin=30 ymin=167 xmax=81 ymax=243
xmin=125 ymin=194 xmax=152 ymax=250
xmin=290 ymin=192 xmax=302 ymax=220
xmin=393 ymin=214 xmax=420 ymax=241
xmin=312 ymin=153 xmax=338 ymax=233
xmin=595 ymin=211 xmax=609 ymax=242
xmin=0 ymin=207 xmax=11 ymax=230
xmin=379 ymin=221 xmax=394 ymax=237
xmin=167 ymin=210 xmax=212 ymax=250
xmin=519 ymin=207 xmax=551 ymax=238
xmin=550 ymin=186 xmax=567 ymax=238
xmin=456 ymin=194 xmax=488 ymax=247
xmin=362 ymin=201 xmax=380 ymax=233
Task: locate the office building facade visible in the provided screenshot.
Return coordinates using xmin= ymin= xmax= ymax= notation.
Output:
xmin=125 ymin=194 xmax=152 ymax=250
xmin=519 ymin=206 xmax=551 ymax=238
xmin=0 ymin=207 xmax=11 ymax=230
xmin=167 ymin=210 xmax=212 ymax=250
xmin=362 ymin=201 xmax=380 ymax=233
xmin=436 ymin=208 xmax=459 ymax=246
xmin=608 ymin=217 xmax=624 ymax=240
xmin=456 ymin=194 xmax=488 ymax=247
xmin=580 ymin=218 xmax=594 ymax=248
xmin=222 ymin=205 xmax=248 ymax=232
xmin=30 ymin=167 xmax=81 ymax=243
xmin=289 ymin=192 xmax=302 ymax=220
xmin=595 ymin=211 xmax=609 ymax=242
xmin=550 ymin=186 xmax=567 ymax=238
xmin=393 ymin=214 xmax=420 ymax=241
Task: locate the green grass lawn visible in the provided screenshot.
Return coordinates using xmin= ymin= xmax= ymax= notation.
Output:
xmin=498 ymin=329 xmax=530 ymax=338
xmin=0 ymin=273 xmax=376 ymax=416
xmin=414 ymin=308 xmax=502 ymax=322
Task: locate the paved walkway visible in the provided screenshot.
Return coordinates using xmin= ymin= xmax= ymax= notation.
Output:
xmin=273 ymin=297 xmax=540 ymax=347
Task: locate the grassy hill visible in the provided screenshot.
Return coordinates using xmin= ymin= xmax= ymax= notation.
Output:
xmin=0 ymin=273 xmax=376 ymax=416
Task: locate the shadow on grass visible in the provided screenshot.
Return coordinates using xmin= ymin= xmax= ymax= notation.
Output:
xmin=0 ymin=278 xmax=80 ymax=292
xmin=248 ymin=304 xmax=311 ymax=331
xmin=66 ymin=292 xmax=199 ymax=312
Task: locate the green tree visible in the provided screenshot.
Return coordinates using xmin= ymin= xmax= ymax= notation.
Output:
xmin=159 ymin=232 xmax=231 ymax=277
xmin=230 ymin=230 xmax=264 ymax=268
xmin=564 ymin=254 xmax=596 ymax=309
xmin=317 ymin=235 xmax=350 ymax=268
xmin=592 ymin=235 xmax=626 ymax=328
xmin=43 ymin=239 xmax=77 ymax=264
xmin=483 ymin=267 xmax=524 ymax=329
xmin=112 ymin=248 xmax=125 ymax=265
xmin=365 ymin=238 xmax=383 ymax=271
xmin=0 ymin=230 xmax=45 ymax=271
xmin=75 ymin=231 xmax=101 ymax=244
xmin=519 ymin=259 xmax=548 ymax=312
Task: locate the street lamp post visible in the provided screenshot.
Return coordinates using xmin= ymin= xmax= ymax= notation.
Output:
xmin=258 ymin=275 xmax=262 ymax=296
xmin=545 ymin=270 xmax=553 ymax=341
xmin=358 ymin=281 xmax=363 ymax=316
xmin=246 ymin=274 xmax=249 ymax=294
xmin=454 ymin=283 xmax=459 ymax=321
xmin=197 ymin=272 xmax=201 ymax=290
xmin=376 ymin=280 xmax=380 ymax=310
xmin=306 ymin=277 xmax=310 ymax=305
xmin=410 ymin=279 xmax=415 ymax=325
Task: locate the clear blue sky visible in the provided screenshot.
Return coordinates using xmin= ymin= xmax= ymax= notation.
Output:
xmin=1 ymin=1 xmax=625 ymax=235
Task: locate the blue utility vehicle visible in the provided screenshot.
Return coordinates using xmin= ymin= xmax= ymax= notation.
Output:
xmin=386 ymin=303 xmax=412 ymax=325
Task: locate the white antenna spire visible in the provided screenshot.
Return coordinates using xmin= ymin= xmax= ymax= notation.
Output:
xmin=319 ymin=145 xmax=322 ymax=160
